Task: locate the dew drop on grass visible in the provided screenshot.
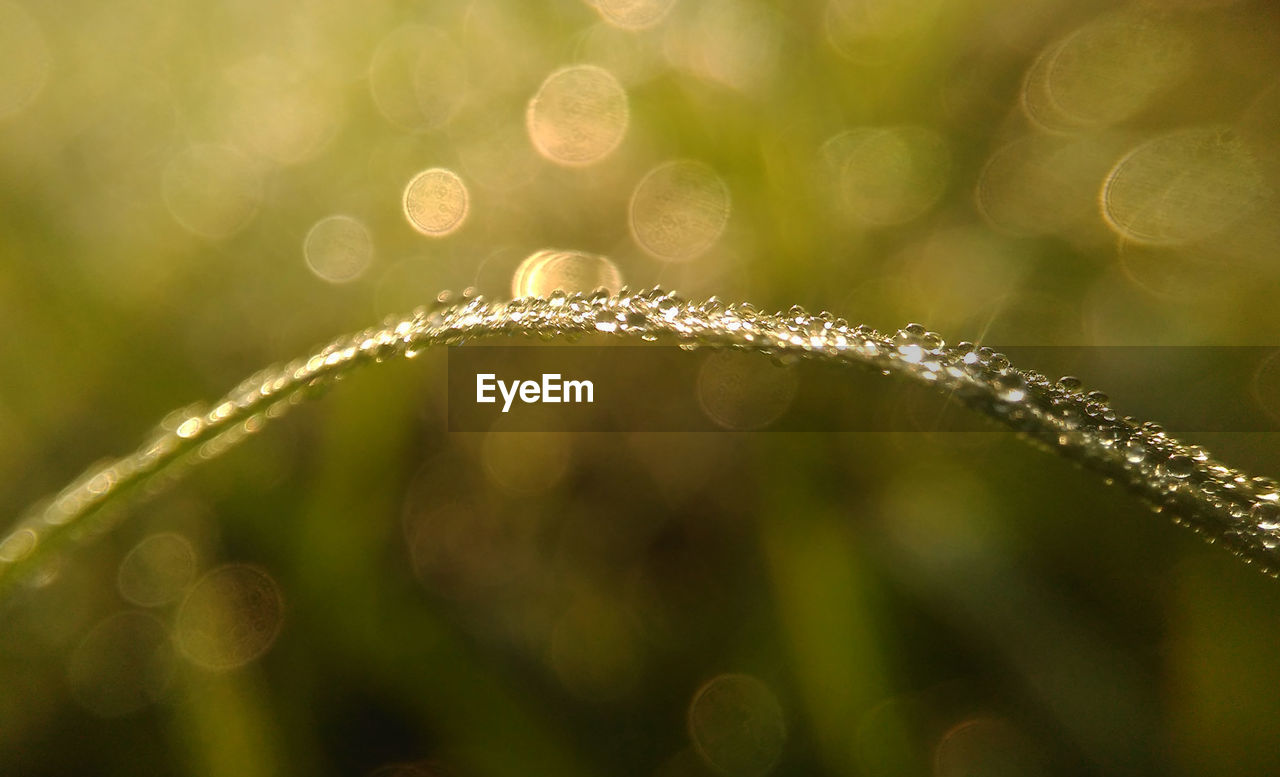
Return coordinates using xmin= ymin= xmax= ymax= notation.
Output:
xmin=629 ymin=160 xmax=731 ymax=261
xmin=1124 ymin=440 xmax=1147 ymax=464
xmin=304 ymin=215 xmax=374 ymax=283
xmin=526 ymin=64 xmax=629 ymax=166
xmin=402 ymin=168 xmax=470 ymax=237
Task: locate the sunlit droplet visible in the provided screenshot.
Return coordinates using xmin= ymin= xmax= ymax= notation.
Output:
xmin=630 ymin=160 xmax=731 ymax=261
xmin=403 ymin=168 xmax=470 ymax=237
xmin=511 ymin=249 xmax=623 ymax=298
xmin=688 ymin=674 xmax=786 ymax=777
xmin=976 ymin=133 xmax=1132 ymax=237
xmin=175 ymin=564 xmax=283 ymax=671
xmin=526 ymin=64 xmax=629 ymax=166
xmin=303 ymin=215 xmax=373 ymax=284
xmin=1101 ymin=126 xmax=1268 ymax=246
xmin=162 ymin=144 xmax=263 ymax=239
xmin=0 ymin=1 xmax=50 ymax=120
xmin=822 ymin=127 xmax=949 ymax=226
xmin=117 ymin=532 xmax=197 ymax=607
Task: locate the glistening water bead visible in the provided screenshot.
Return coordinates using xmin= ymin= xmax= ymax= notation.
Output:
xmin=4 ymin=288 xmax=1280 ymax=596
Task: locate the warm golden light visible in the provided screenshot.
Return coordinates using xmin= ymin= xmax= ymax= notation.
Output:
xmin=0 ymin=1 xmax=49 ymax=120
xmin=526 ymin=65 xmax=629 ymax=166
xmin=402 ymin=168 xmax=471 ymax=237
xmin=511 ymin=248 xmax=623 ymax=298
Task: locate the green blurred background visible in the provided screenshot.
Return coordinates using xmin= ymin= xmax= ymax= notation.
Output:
xmin=3 ymin=0 xmax=1280 ymax=774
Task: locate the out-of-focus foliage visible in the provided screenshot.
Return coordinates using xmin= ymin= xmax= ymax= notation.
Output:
xmin=2 ymin=0 xmax=1280 ymax=774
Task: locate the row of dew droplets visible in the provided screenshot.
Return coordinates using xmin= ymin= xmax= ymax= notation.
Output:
xmin=6 ymin=290 xmax=1280 ymax=592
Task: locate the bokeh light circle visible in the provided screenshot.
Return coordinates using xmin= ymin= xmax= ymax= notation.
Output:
xmin=175 ymin=564 xmax=284 ymax=671
xmin=526 ymin=64 xmax=629 ymax=166
xmin=161 ymin=145 xmax=263 ymax=239
xmin=590 ymin=0 xmax=678 ymax=31
xmin=511 ymin=249 xmax=623 ymax=298
xmin=66 ymin=611 xmax=172 ymax=718
xmin=629 ymin=160 xmax=731 ymax=261
xmin=402 ymin=168 xmax=470 ymax=237
xmin=697 ymin=351 xmax=798 ymax=431
xmin=369 ymin=25 xmax=468 ymax=132
xmin=821 ymin=127 xmax=949 ymax=226
xmin=304 ymin=215 xmax=374 ymax=283
xmin=687 ymin=673 xmax=787 ymax=777
xmin=117 ymin=532 xmax=197 ymax=607
xmin=1101 ymin=126 xmax=1267 ymax=246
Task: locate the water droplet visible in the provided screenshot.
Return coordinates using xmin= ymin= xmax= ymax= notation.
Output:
xmin=595 ymin=310 xmax=619 ymax=332
xmin=1251 ymin=501 xmax=1280 ymax=531
xmin=1161 ymin=454 xmax=1194 ymax=479
xmin=1124 ymin=440 xmax=1147 ymax=463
